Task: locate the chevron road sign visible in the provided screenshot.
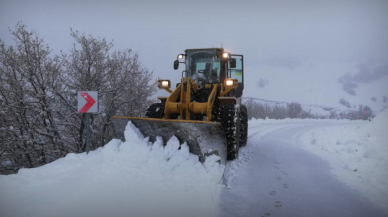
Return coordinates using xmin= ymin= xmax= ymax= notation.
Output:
xmin=78 ymin=91 xmax=98 ymax=113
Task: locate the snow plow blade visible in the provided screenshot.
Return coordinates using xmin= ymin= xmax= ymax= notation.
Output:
xmin=111 ymin=117 xmax=228 ymax=165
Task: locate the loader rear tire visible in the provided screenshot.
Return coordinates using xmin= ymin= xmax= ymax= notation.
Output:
xmin=239 ymin=105 xmax=248 ymax=147
xmin=219 ymin=105 xmax=239 ymax=160
xmin=145 ymin=103 xmax=164 ymax=118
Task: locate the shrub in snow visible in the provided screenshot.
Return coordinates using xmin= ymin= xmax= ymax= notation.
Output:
xmin=244 ymin=98 xmax=315 ymax=120
xmin=270 ymin=105 xmax=288 ymax=119
xmin=286 ymin=102 xmax=302 ymax=119
xmin=343 ymin=105 xmax=374 ymax=120
xmin=329 ymin=111 xmax=338 ymax=119
xmin=245 ymin=99 xmax=267 ymax=120
xmin=299 ymin=110 xmax=315 ymax=119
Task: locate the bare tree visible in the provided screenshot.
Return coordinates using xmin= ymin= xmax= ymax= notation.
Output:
xmin=299 ymin=109 xmax=314 ymax=119
xmin=0 ymin=24 xmax=157 ymax=174
xmin=245 ymin=99 xmax=266 ymax=120
xmin=0 ymin=23 xmax=66 ymax=173
xmin=287 ymin=102 xmax=302 ymax=119
xmin=56 ymin=30 xmax=157 ymax=152
xmin=329 ymin=111 xmax=338 ymax=119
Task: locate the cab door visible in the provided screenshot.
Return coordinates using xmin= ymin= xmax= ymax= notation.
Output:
xmin=229 ymin=55 xmax=244 ymax=97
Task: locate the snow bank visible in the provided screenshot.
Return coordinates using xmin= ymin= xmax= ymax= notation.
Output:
xmin=0 ymin=122 xmax=224 ymax=217
xmin=297 ymin=111 xmax=388 ymax=212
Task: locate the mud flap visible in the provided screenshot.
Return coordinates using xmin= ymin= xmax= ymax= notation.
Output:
xmin=111 ymin=117 xmax=228 ymax=165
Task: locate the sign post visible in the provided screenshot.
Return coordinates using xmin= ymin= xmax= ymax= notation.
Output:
xmin=78 ymin=91 xmax=98 ymax=154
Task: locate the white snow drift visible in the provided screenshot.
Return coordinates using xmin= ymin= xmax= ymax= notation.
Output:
xmin=0 ymin=122 xmax=224 ymax=217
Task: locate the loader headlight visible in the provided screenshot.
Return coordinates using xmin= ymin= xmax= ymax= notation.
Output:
xmin=223 ymin=52 xmax=229 ymax=58
xmin=225 ymin=79 xmax=235 ymax=87
xmin=158 ymin=80 xmax=171 ymax=88
xmin=178 ymin=54 xmax=184 ymax=59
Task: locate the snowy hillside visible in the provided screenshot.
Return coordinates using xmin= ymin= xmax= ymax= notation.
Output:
xmin=244 ymin=60 xmax=388 ymax=113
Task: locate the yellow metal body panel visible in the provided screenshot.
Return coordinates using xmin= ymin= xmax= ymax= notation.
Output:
xmin=164 ymin=84 xmax=182 ymax=118
xmin=206 ymin=84 xmax=218 ymax=121
xmin=162 ymin=77 xmax=237 ymax=121
xmin=185 ymin=78 xmax=191 ymax=120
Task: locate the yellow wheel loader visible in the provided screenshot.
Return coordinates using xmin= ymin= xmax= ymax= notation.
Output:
xmin=111 ymin=48 xmax=248 ymax=165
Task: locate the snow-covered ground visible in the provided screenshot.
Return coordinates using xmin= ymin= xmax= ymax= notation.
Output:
xmin=297 ymin=110 xmax=388 ymax=211
xmin=219 ymin=119 xmax=388 ymax=217
xmin=220 ymin=110 xmax=388 ymax=216
xmin=1 ymin=111 xmax=387 ymax=217
xmin=0 ymin=122 xmax=224 ymax=217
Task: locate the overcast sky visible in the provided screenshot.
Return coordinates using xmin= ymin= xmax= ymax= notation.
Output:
xmin=1 ymin=0 xmax=387 ymax=82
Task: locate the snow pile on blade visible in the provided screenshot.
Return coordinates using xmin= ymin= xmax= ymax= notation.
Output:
xmin=0 ymin=122 xmax=224 ymax=217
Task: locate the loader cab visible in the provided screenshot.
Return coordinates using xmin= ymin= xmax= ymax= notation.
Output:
xmin=185 ymin=49 xmax=222 ymax=84
xmin=174 ymin=48 xmax=244 ymax=97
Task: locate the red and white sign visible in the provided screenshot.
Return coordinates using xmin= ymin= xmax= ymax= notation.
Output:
xmin=78 ymin=91 xmax=98 ymax=113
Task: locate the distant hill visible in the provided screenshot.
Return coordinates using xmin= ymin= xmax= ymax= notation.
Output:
xmin=243 ymin=59 xmax=388 ymax=115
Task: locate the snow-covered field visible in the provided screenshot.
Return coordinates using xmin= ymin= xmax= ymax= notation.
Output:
xmin=1 ymin=111 xmax=387 ymax=217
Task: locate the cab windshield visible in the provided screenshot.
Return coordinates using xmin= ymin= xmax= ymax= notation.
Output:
xmin=186 ymin=49 xmax=221 ymax=83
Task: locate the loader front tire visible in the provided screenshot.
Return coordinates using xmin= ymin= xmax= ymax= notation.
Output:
xmin=145 ymin=103 xmax=164 ymax=118
xmin=239 ymin=104 xmax=248 ymax=147
xmin=219 ymin=105 xmax=239 ymax=160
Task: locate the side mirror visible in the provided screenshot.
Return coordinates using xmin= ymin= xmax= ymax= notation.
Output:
xmin=230 ymin=58 xmax=236 ymax=68
xmin=174 ymin=60 xmax=179 ymax=70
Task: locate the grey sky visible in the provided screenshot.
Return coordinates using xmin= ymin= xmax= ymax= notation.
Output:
xmin=1 ymin=0 xmax=387 ymax=83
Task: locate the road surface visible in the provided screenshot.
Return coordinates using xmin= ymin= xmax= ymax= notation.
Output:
xmin=218 ymin=122 xmax=387 ymax=217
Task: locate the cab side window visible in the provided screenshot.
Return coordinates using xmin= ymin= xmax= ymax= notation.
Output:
xmin=229 ymin=56 xmax=243 ymax=82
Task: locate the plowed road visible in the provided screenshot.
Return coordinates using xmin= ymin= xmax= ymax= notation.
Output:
xmin=218 ymin=122 xmax=387 ymax=217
